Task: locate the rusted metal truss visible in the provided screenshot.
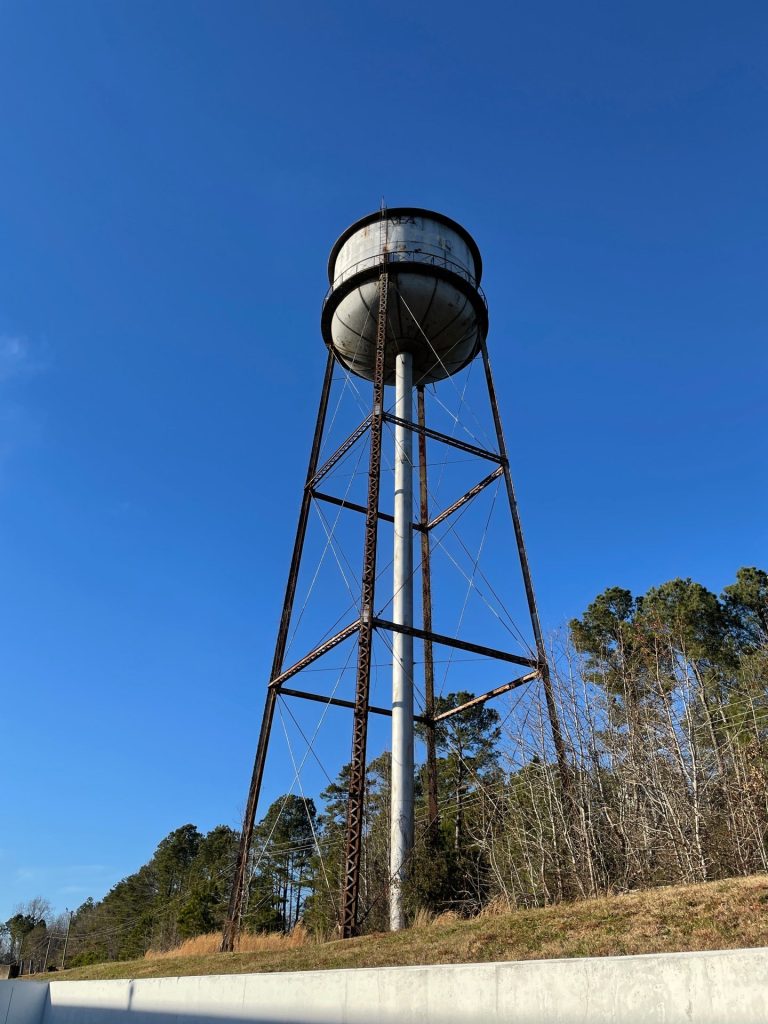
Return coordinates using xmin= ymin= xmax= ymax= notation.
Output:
xmin=309 ymin=414 xmax=371 ymax=489
xmin=311 ymin=490 xmax=396 ymax=525
xmin=373 ymin=618 xmax=538 ymax=668
xmin=425 ymin=466 xmax=504 ymax=531
xmin=478 ymin=340 xmax=571 ymax=802
xmin=223 ymin=283 xmax=566 ymax=952
xmin=279 ymin=686 xmax=428 ymax=724
xmin=268 ymin=620 xmax=360 ymax=689
xmin=339 ymin=269 xmax=389 ymax=938
xmin=311 ymin=466 xmax=504 ymax=537
xmin=221 ymin=350 xmax=336 ymax=953
xmin=383 ymin=412 xmax=504 ymax=464
xmin=417 ymin=385 xmax=439 ymax=835
xmin=433 ymin=671 xmax=540 ymax=722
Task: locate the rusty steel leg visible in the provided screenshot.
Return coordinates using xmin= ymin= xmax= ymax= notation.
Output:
xmin=478 ymin=340 xmax=572 ymax=800
xmin=221 ymin=350 xmax=335 ymax=952
xmin=339 ymin=270 xmax=388 ymax=939
xmin=417 ymin=386 xmax=439 ymax=839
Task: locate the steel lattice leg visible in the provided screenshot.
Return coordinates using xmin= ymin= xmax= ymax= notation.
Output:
xmin=339 ymin=270 xmax=389 ymax=938
xmin=221 ymin=351 xmax=335 ymax=952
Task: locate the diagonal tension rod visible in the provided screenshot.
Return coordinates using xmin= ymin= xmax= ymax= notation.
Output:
xmin=424 ymin=466 xmax=504 ymax=531
xmin=433 ymin=671 xmax=540 ymax=722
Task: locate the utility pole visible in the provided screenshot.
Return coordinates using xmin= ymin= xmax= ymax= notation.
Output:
xmin=61 ymin=910 xmax=73 ymax=970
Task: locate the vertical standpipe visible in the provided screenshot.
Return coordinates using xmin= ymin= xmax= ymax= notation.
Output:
xmin=390 ymin=350 xmax=414 ymax=931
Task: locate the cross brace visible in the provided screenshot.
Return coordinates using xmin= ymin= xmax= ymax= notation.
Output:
xmin=280 ymin=686 xmax=428 ymax=724
xmin=311 ymin=490 xmax=396 ymax=526
xmin=269 ymin=620 xmax=360 ymax=689
xmin=373 ymin=618 xmax=538 ymax=668
xmin=309 ymin=415 xmax=372 ymax=489
xmin=426 ymin=467 xmax=504 ymax=531
xmin=433 ymin=671 xmax=540 ymax=721
xmin=280 ymin=677 xmax=535 ymax=728
xmin=383 ymin=412 xmax=504 ymax=464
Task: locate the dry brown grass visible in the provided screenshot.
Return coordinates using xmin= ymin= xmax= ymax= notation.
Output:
xmin=478 ymin=895 xmax=513 ymax=918
xmin=411 ymin=908 xmax=436 ymax=929
xmin=431 ymin=910 xmax=460 ymax=927
xmin=33 ymin=874 xmax=768 ymax=983
xmin=145 ymin=923 xmax=310 ymax=960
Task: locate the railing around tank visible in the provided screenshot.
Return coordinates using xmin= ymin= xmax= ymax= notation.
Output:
xmin=325 ymin=250 xmax=487 ymax=310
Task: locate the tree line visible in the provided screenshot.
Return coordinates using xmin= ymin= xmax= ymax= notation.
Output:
xmin=4 ymin=566 xmax=765 ymax=968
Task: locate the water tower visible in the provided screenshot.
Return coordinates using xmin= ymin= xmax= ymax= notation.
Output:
xmin=221 ymin=208 xmax=568 ymax=948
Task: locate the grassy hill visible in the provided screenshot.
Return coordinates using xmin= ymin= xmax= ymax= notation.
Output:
xmin=30 ymin=874 xmax=768 ymax=982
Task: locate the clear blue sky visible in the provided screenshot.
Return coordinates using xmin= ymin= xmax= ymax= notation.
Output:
xmin=1 ymin=1 xmax=766 ymax=921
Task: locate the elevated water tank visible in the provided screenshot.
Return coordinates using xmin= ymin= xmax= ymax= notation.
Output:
xmin=321 ymin=208 xmax=488 ymax=386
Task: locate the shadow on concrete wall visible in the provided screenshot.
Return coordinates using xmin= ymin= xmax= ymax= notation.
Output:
xmin=29 ymin=983 xmax=494 ymax=1024
xmin=44 ymin=1008 xmax=314 ymax=1024
xmin=41 ymin=998 xmax=435 ymax=1024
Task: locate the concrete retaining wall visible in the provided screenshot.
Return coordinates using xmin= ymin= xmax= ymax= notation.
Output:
xmin=3 ymin=947 xmax=768 ymax=1023
xmin=0 ymin=977 xmax=48 ymax=1024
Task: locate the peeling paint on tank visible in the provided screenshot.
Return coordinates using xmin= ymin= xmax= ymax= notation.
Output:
xmin=322 ymin=208 xmax=487 ymax=387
